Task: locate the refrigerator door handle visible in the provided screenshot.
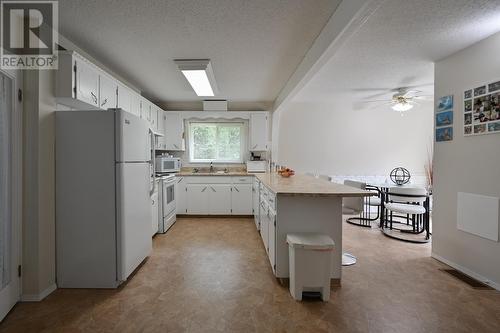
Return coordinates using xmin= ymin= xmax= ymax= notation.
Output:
xmin=149 ymin=128 xmax=156 ymax=196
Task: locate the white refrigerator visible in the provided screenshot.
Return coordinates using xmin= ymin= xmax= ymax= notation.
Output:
xmin=56 ymin=109 xmax=153 ymax=288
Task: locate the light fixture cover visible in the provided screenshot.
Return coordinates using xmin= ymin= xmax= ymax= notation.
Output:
xmin=391 ymin=102 xmax=413 ymax=112
xmin=175 ymin=59 xmax=218 ymax=97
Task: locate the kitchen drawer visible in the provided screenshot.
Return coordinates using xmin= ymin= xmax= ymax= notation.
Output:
xmin=261 ymin=185 xmax=276 ymax=209
xmin=232 ymin=176 xmax=253 ymax=184
xmin=184 ymin=176 xmax=232 ymax=184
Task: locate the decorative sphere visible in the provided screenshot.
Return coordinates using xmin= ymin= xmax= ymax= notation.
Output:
xmin=390 ymin=167 xmax=411 ymax=185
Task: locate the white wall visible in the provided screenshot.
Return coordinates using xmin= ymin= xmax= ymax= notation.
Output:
xmin=273 ymin=96 xmax=433 ymax=180
xmin=432 ymin=31 xmax=500 ymax=289
xmin=21 ymin=34 xmax=140 ymax=300
xmin=22 ymin=69 xmax=57 ymax=300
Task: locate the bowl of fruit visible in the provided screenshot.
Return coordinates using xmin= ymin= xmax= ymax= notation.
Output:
xmin=278 ymin=167 xmax=295 ymax=178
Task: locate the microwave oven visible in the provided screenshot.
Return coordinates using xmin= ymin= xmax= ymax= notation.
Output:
xmin=155 ymin=157 xmax=181 ymax=173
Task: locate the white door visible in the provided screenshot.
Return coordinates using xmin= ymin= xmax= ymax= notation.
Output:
xmin=165 ymin=112 xmax=185 ymax=151
xmin=75 ymin=58 xmax=99 ymax=107
xmin=268 ymin=208 xmax=276 ymax=272
xmin=115 ymin=110 xmax=150 ymax=163
xmin=130 ymin=93 xmax=141 ymax=117
xmin=0 ymin=69 xmax=22 ymax=320
xmin=117 ymin=85 xmax=132 ymax=114
xmin=150 ymin=107 xmax=157 ymax=132
xmin=260 ymin=202 xmax=268 ymax=251
xmin=116 ymin=163 xmax=152 ymax=281
xmin=141 ymin=98 xmax=151 ymax=122
xmin=151 ymin=183 xmax=159 ymax=236
xmin=249 ymin=113 xmax=268 ymax=151
xmin=186 ymin=184 xmax=209 ymax=214
xmin=253 ymin=180 xmax=260 ymax=228
xmin=176 ymin=177 xmax=186 ymax=214
xmin=231 ymin=184 xmax=253 ymax=215
xmin=209 ymin=184 xmax=232 ymax=215
xmin=156 ymin=109 xmax=165 ymax=149
xmin=99 ymin=74 xmax=117 ymax=110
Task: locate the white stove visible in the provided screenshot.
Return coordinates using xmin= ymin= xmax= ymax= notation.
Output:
xmin=156 ymin=173 xmax=177 ymax=233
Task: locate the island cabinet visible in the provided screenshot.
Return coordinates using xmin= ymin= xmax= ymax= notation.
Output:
xmin=255 ymin=173 xmax=372 ymax=283
xmin=252 ymin=178 xmax=260 ymax=229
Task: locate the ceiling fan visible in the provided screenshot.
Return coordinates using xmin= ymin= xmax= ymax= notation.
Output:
xmin=357 ymin=87 xmax=433 ymax=113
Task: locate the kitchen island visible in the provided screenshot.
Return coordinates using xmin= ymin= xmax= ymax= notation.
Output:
xmin=255 ymin=173 xmax=373 ymax=284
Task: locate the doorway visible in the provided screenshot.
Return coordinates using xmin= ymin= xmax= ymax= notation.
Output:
xmin=0 ymin=69 xmax=23 ymax=321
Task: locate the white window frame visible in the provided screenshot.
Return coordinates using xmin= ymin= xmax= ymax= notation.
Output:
xmin=188 ymin=120 xmax=246 ymax=164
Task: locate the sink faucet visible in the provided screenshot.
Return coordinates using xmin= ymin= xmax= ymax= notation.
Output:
xmin=210 ymin=162 xmax=214 ymax=173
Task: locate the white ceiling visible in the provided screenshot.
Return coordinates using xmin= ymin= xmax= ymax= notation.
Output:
xmin=293 ymin=0 xmax=500 ymax=107
xmin=58 ymin=0 xmax=341 ymax=109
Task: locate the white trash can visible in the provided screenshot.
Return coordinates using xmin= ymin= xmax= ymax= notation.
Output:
xmin=286 ymin=233 xmax=335 ymax=302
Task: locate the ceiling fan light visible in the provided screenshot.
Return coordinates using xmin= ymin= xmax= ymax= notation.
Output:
xmin=391 ymin=102 xmax=413 ymax=112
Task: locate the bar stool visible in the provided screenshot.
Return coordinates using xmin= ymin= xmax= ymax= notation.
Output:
xmin=342 ymin=180 xmax=366 ymax=266
xmin=346 ymin=184 xmax=381 ymax=227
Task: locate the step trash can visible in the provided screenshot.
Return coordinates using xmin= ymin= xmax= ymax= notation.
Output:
xmin=286 ymin=233 xmax=335 ymax=302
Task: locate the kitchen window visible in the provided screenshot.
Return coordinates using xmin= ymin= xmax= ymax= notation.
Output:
xmin=188 ymin=122 xmax=245 ymax=163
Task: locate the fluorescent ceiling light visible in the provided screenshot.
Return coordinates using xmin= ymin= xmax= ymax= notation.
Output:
xmin=391 ymin=102 xmax=413 ymax=112
xmin=175 ymin=59 xmax=218 ymax=97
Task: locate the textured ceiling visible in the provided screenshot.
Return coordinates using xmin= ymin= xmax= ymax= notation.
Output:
xmin=293 ymin=0 xmax=500 ymax=107
xmin=58 ymin=0 xmax=341 ymax=109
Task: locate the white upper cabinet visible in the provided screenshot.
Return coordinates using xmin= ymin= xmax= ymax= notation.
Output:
xmin=56 ymin=51 xmax=160 ymax=119
xmin=249 ymin=113 xmax=268 ymax=151
xmin=141 ymin=98 xmax=153 ymax=125
xmin=130 ymin=93 xmax=141 ymax=117
xmin=150 ymin=105 xmax=158 ymax=132
xmin=165 ymin=112 xmax=185 ymax=151
xmin=117 ymin=84 xmax=132 ymax=114
xmin=157 ymin=110 xmax=166 ymax=150
xmin=75 ymin=57 xmax=100 ymax=108
xmin=98 ymin=73 xmax=118 ymax=110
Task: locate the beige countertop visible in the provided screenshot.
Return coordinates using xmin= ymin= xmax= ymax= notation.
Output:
xmin=255 ymin=173 xmax=374 ymax=197
xmin=176 ymin=171 xmax=254 ymax=176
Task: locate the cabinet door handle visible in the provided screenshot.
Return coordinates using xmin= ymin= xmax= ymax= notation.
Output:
xmin=91 ymin=92 xmax=97 ymax=104
xmin=173 ymin=144 xmax=179 ymax=149
xmin=233 ymin=186 xmax=239 ymax=192
xmin=101 ymin=98 xmax=108 ymax=107
xmin=252 ymin=144 xmax=258 ymax=149
xmin=201 ymin=187 xmax=207 ymax=192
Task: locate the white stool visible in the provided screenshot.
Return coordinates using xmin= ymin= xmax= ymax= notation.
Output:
xmin=286 ymin=233 xmax=335 ymax=302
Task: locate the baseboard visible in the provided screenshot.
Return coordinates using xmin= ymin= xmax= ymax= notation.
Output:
xmin=431 ymin=252 xmax=500 ymax=291
xmin=21 ymin=283 xmax=57 ymax=302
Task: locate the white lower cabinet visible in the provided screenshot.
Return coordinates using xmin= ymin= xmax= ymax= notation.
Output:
xmin=176 ymin=176 xmax=186 ymax=214
xmin=181 ymin=176 xmax=254 ymax=215
xmin=208 ymin=184 xmax=232 ymax=214
xmin=231 ymin=183 xmax=253 ymax=215
xmin=186 ymin=184 xmax=210 ymax=214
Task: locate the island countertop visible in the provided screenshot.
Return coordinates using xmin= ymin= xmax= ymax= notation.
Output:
xmin=255 ymin=173 xmax=374 ymax=197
